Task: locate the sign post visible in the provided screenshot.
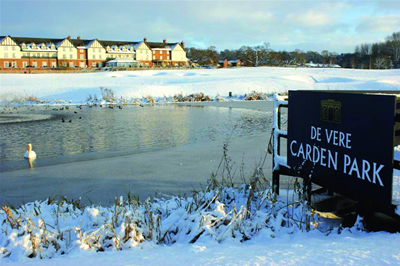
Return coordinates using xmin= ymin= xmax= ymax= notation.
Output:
xmin=287 ymin=91 xmax=396 ymax=205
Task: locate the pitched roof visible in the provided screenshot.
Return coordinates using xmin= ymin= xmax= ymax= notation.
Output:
xmin=12 ymin=37 xmax=66 ymax=46
xmin=69 ymin=38 xmax=94 ymax=48
xmin=99 ymin=40 xmax=139 ymax=47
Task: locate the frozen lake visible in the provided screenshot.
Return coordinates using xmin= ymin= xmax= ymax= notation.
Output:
xmin=0 ymin=104 xmax=272 ymax=172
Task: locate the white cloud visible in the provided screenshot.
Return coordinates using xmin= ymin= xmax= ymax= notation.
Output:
xmin=356 ymin=15 xmax=400 ymax=34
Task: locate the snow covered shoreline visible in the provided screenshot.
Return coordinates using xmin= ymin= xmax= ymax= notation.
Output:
xmin=2 ymin=67 xmax=400 ymax=265
xmin=1 ymin=67 xmax=400 ymax=105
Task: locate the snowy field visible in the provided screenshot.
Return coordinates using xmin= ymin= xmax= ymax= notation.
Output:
xmin=2 ymin=67 xmax=400 ymax=265
xmin=1 ymin=67 xmax=400 ymax=103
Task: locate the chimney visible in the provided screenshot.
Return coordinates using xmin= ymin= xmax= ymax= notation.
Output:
xmin=67 ymin=35 xmax=71 ymax=39
xmin=77 ymin=36 xmax=81 ymax=40
xmin=181 ymin=41 xmax=185 ymax=48
xmin=163 ymin=39 xmax=167 ymax=44
xmin=144 ymin=37 xmax=147 ymax=42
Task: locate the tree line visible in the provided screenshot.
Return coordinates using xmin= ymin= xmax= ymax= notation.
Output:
xmin=186 ymin=31 xmax=400 ymax=69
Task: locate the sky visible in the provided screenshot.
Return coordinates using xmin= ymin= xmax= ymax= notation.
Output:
xmin=0 ymin=0 xmax=399 ymax=54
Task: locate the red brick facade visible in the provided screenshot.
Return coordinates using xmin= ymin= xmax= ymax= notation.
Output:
xmin=0 ymin=58 xmax=57 ymax=68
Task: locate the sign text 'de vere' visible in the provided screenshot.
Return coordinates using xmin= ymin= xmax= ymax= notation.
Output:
xmin=287 ymin=91 xmax=396 ymax=204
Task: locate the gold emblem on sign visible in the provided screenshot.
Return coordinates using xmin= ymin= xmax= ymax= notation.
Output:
xmin=321 ymin=99 xmax=341 ymax=123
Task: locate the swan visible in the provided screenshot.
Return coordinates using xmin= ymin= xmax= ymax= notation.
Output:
xmin=24 ymin=143 xmax=37 ymax=159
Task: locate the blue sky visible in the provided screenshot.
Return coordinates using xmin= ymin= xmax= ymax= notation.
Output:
xmin=1 ymin=0 xmax=399 ymax=53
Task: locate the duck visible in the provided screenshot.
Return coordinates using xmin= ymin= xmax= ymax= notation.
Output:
xmin=24 ymin=143 xmax=37 ymax=159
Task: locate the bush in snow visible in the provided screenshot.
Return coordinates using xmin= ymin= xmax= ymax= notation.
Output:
xmin=0 ymin=147 xmax=328 ymax=261
xmin=100 ymin=87 xmax=116 ymax=102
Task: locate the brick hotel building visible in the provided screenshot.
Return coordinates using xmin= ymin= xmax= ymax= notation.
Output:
xmin=0 ymin=35 xmax=188 ymax=68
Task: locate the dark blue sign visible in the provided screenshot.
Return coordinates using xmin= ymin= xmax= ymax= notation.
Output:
xmin=287 ymin=91 xmax=395 ymax=205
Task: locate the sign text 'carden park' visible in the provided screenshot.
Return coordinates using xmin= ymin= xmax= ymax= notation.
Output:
xmin=287 ymin=91 xmax=396 ymax=204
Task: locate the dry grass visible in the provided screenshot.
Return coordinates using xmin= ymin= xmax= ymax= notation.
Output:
xmin=0 ymin=146 xmax=324 ymax=260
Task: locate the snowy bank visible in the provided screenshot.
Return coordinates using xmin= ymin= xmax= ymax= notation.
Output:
xmin=1 ymin=67 xmax=400 ymax=104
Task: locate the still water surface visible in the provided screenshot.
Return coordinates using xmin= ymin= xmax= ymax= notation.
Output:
xmin=0 ymin=104 xmax=272 ymax=170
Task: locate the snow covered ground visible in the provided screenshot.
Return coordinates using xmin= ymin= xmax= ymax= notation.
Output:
xmin=2 ymin=187 xmax=400 ymax=265
xmin=1 ymin=67 xmax=400 ymax=103
xmin=2 ymin=67 xmax=400 ymax=265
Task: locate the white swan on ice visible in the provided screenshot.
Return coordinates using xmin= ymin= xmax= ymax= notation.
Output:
xmin=24 ymin=143 xmax=37 ymax=159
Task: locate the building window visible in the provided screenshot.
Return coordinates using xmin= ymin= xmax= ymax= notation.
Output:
xmin=12 ymin=46 xmax=15 ymax=50
xmin=160 ymin=56 xmax=163 ymax=60
xmin=23 ymin=62 xmax=27 ymax=67
xmin=37 ymin=53 xmax=40 ymax=57
xmin=4 ymin=53 xmax=8 ymax=58
xmin=92 ymin=62 xmax=96 ymax=67
xmin=69 ymin=62 xmax=74 ymax=67
xmin=69 ymin=54 xmax=73 ymax=59
xmin=12 ymin=62 xmax=16 ymax=67
xmin=4 ymin=62 xmax=9 ymax=67
xmin=42 ymin=62 xmax=47 ymax=67
xmin=99 ymin=55 xmax=102 ymax=59
xmin=33 ymin=62 xmax=37 ymax=67
xmin=98 ymin=48 xmax=101 ymax=53
xmin=52 ymin=62 xmax=56 ymax=68
xmin=93 ymin=55 xmax=96 ymax=59
xmin=80 ymin=55 xmax=84 ymax=59
xmin=63 ymin=47 xmax=66 ymax=52
xmin=4 ymin=46 xmax=8 ymax=51
xmin=63 ymin=54 xmax=66 ymax=59
xmin=70 ymin=48 xmax=73 ymax=52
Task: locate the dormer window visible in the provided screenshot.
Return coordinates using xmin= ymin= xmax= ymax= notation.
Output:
xmin=106 ymin=46 xmax=111 ymax=51
xmin=21 ymin=43 xmax=26 ymax=49
xmin=41 ymin=44 xmax=46 ymax=49
xmin=50 ymin=44 xmax=55 ymax=50
xmin=31 ymin=43 xmax=36 ymax=49
xmin=130 ymin=47 xmax=134 ymax=52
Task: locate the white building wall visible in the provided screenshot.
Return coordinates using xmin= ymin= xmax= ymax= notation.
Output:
xmin=135 ymin=43 xmax=151 ymax=61
xmin=171 ymin=45 xmax=187 ymax=62
xmin=0 ymin=36 xmax=21 ymax=59
xmin=87 ymin=40 xmax=106 ymax=61
xmin=57 ymin=39 xmax=77 ymax=60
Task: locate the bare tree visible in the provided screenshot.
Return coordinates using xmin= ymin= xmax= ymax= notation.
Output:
xmin=374 ymin=57 xmax=386 ymax=69
xmin=321 ymin=50 xmax=329 ymax=65
xmin=239 ymin=42 xmax=271 ymax=67
xmin=386 ymin=32 xmax=400 ymax=68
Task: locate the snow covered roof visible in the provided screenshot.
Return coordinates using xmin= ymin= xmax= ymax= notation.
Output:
xmin=13 ymin=37 xmax=65 ymax=48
